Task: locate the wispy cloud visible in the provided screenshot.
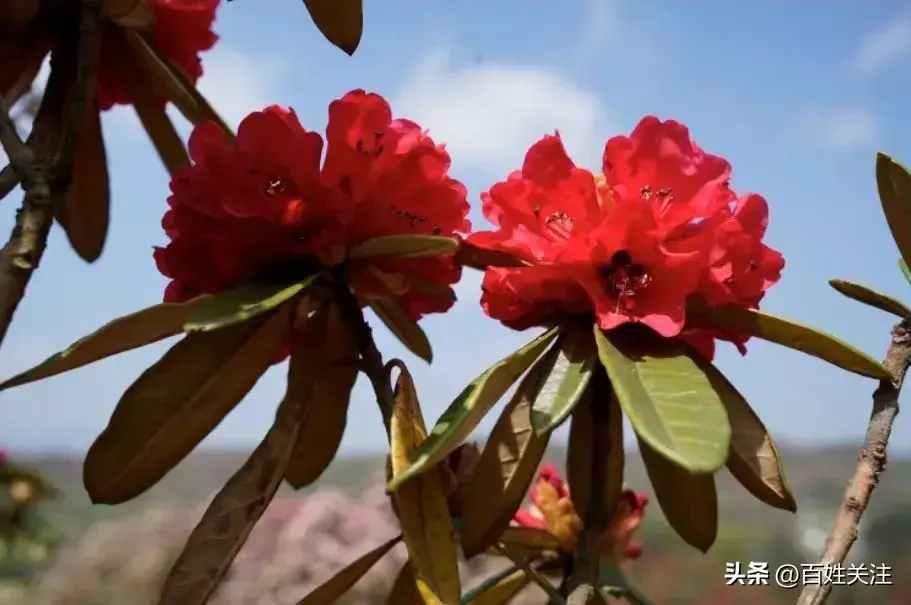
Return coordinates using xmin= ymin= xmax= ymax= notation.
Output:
xmin=803 ymin=109 xmax=879 ymax=150
xmin=574 ymin=0 xmax=615 ymax=67
xmin=394 ymin=50 xmax=610 ymax=176
xmin=853 ymin=12 xmax=911 ymax=73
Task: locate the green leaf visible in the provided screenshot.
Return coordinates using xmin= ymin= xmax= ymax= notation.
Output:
xmin=368 ymin=298 xmax=434 ymax=363
xmin=0 ymin=296 xmax=211 ymax=391
xmin=900 ymin=258 xmax=911 ymax=286
xmin=349 ymin=234 xmax=460 ymax=260
xmin=594 ymin=326 xmax=731 ymax=473
xmin=460 ymin=566 xmax=526 ymax=604
xmin=877 ymin=153 xmax=911 ymax=269
xmin=387 ymin=328 xmax=560 ymax=492
xmin=530 ymin=323 xmax=597 ymax=437
xmin=829 ymin=279 xmax=911 ymax=318
xmin=686 ymin=298 xmax=892 ymax=380
xmin=184 ymin=277 xmax=317 ymax=333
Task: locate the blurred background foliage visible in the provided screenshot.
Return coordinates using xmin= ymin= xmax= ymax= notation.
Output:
xmin=0 ymin=445 xmax=905 ymax=604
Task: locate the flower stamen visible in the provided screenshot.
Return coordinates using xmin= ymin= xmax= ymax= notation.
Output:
xmin=600 ymin=250 xmax=652 ymax=313
xmin=544 ymin=210 xmax=574 ymax=241
xmin=264 ymin=177 xmax=288 ymax=197
xmin=355 ymin=130 xmax=385 ymax=157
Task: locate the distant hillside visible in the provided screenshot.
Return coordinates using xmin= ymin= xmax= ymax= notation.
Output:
xmin=21 ymin=444 xmax=911 ymax=540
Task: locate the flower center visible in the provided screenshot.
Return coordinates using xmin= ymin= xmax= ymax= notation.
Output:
xmin=640 ymin=184 xmax=675 ymax=217
xmin=599 ymin=250 xmax=652 ymax=311
xmin=356 ymin=131 xmax=385 ymax=157
xmin=532 ymin=207 xmax=575 ymax=241
xmin=263 ymin=176 xmax=288 ymax=197
xmin=387 ymin=203 xmax=442 ymax=234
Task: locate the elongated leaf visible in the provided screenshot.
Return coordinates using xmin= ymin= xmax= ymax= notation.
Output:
xmin=829 ymin=279 xmax=911 ymax=318
xmin=57 ymin=94 xmax=110 ymax=262
xmin=159 ymin=344 xmax=314 ymax=605
xmin=877 ymin=153 xmax=911 ymax=269
xmin=285 ymin=303 xmax=359 ymax=488
xmin=83 ymin=307 xmax=291 ymax=504
xmin=531 ymin=323 xmax=597 ymax=436
xmin=686 ymin=298 xmax=891 ymax=380
xmin=462 ymin=567 xmax=529 ymax=605
xmin=387 ymin=328 xmax=559 ymax=492
xmin=688 ymin=355 xmax=796 ymax=512
xmin=454 ymin=241 xmax=528 ymax=271
xmin=117 ymin=40 xmax=189 ymax=173
xmin=350 ymin=234 xmax=460 ymax=260
xmin=594 ymin=327 xmax=731 ymax=473
xmin=389 ymin=363 xmax=461 ymax=604
xmin=302 ymin=0 xmax=363 ymax=55
xmin=496 ymin=527 xmax=562 ymax=554
xmin=385 ymin=561 xmax=427 ymax=605
xmin=639 ymin=437 xmax=717 ymax=552
xmin=296 ymin=535 xmax=402 ymax=604
xmin=101 ymin=0 xmax=155 ymax=27
xmin=567 ymin=384 xmax=623 ymax=521
xmin=459 ymin=353 xmax=554 ymax=557
xmin=185 ymin=278 xmax=317 ymax=333
xmin=125 ymin=29 xmax=208 ymax=127
xmin=369 ymin=297 xmax=434 ymax=363
xmin=0 ymin=297 xmax=211 ymax=390
xmin=162 ymin=56 xmax=233 ymax=134
xmin=0 ymin=38 xmax=47 ymax=104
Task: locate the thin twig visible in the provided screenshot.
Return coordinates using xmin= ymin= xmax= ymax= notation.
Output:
xmin=796 ymin=317 xmax=911 ymax=605
xmin=331 ymin=271 xmax=395 ymax=430
xmin=494 ymin=542 xmax=566 ymax=604
xmin=0 ymin=165 xmax=21 ymax=201
xmin=0 ymin=0 xmax=101 ymax=347
xmin=566 ymin=377 xmax=612 ymax=605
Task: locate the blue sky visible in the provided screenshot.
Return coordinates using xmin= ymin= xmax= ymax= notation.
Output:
xmin=2 ymin=0 xmax=911 ymax=457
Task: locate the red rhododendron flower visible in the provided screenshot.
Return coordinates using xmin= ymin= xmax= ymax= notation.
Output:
xmin=513 ymin=464 xmax=648 ymax=560
xmin=0 ymin=448 xmax=8 ymax=466
xmin=471 ymin=117 xmax=783 ymax=356
xmin=155 ymin=90 xmax=470 ymax=326
xmin=97 ymin=0 xmax=219 ymax=110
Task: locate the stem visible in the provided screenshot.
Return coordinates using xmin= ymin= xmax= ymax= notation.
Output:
xmin=796 ymin=317 xmax=911 ymax=605
xmin=0 ymin=0 xmax=101 ymax=348
xmin=331 ymin=273 xmax=394 ymax=431
xmin=566 ymin=374 xmax=612 ymax=605
xmin=494 ymin=543 xmax=566 ymax=604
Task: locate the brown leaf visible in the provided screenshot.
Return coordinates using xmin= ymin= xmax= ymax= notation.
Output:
xmin=159 ymin=340 xmax=316 ymax=605
xmin=458 ymin=356 xmax=552 ymax=557
xmin=567 ymin=386 xmax=623 ymax=521
xmin=389 ymin=362 xmax=461 ymax=604
xmin=302 ymin=0 xmax=364 ymax=55
xmin=463 ymin=567 xmax=530 ymax=605
xmin=384 ymin=560 xmax=426 ymax=605
xmin=285 ymin=303 xmax=359 ymax=489
xmin=0 ymin=0 xmax=40 ymax=30
xmin=83 ymin=306 xmax=292 ymax=504
xmin=454 ymin=240 xmax=528 ymax=271
xmin=0 ymin=37 xmax=47 ymax=106
xmin=115 ymin=32 xmax=189 ymax=173
xmin=369 ymin=297 xmax=433 ymax=363
xmin=57 ymin=94 xmax=110 ymax=262
xmin=296 ymin=535 xmax=402 ymax=604
xmin=639 ymin=437 xmax=717 ymax=552
xmin=101 ymin=0 xmax=155 ymax=28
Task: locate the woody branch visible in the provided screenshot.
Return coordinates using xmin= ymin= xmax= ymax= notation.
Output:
xmin=796 ymin=317 xmax=911 ymax=605
xmin=0 ymin=0 xmax=101 ymax=348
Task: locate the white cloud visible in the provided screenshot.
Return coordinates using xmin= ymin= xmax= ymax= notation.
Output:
xmin=575 ymin=0 xmax=616 ymax=67
xmin=853 ymin=13 xmax=911 ymax=73
xmin=805 ymin=110 xmax=879 ymax=150
xmin=393 ymin=50 xmax=610 ymax=175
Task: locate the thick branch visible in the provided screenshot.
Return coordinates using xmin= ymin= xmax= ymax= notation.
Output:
xmin=566 ymin=380 xmax=611 ymax=605
xmin=796 ymin=317 xmax=911 ymax=605
xmin=331 ymin=274 xmax=394 ymax=431
xmin=0 ymin=0 xmax=101 ymax=347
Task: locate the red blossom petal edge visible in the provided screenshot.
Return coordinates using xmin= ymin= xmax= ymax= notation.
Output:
xmin=470 ymin=117 xmax=784 ymax=358
xmin=155 ymin=91 xmax=471 ymax=357
xmin=98 ymin=0 xmax=220 ymax=110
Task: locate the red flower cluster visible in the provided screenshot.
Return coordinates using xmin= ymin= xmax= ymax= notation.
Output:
xmin=513 ymin=465 xmax=648 ymax=560
xmin=97 ymin=0 xmax=220 ymax=110
xmin=154 ymin=90 xmax=471 ymax=321
xmin=470 ymin=117 xmax=784 ymax=359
